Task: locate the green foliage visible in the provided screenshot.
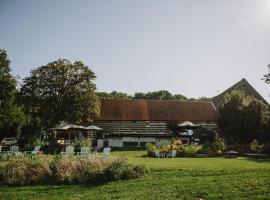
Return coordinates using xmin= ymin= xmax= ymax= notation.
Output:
xmin=145 ymin=143 xmax=156 ymax=151
xmin=133 ymin=90 xmax=187 ymax=101
xmin=219 ymin=90 xmax=270 ymax=142
xmin=0 ymin=49 xmax=25 ymax=137
xmin=211 ymin=137 xmax=226 ymax=152
xmin=103 ymin=158 xmax=146 ymax=181
xmin=97 ymin=91 xmax=131 ymax=100
xmin=182 ymin=145 xmax=202 ymax=157
xmin=99 ymin=90 xmax=188 ymax=101
xmin=79 ymin=137 xmax=92 ymax=149
xmin=250 ymin=139 xmax=259 ymax=153
xmin=20 ymin=59 xmax=100 ymax=127
xmin=30 ymin=135 xmax=45 ymax=148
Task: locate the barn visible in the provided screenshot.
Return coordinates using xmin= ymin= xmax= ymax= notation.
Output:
xmin=92 ymin=99 xmax=219 ymax=148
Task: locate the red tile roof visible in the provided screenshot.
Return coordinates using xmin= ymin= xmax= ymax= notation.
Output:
xmin=97 ymin=99 xmax=218 ymax=122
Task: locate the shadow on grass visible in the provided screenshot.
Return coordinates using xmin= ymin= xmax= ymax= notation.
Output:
xmin=243 ymin=157 xmax=270 ymax=163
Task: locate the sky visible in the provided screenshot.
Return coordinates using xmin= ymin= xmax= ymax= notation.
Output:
xmin=0 ymin=0 xmax=270 ymax=101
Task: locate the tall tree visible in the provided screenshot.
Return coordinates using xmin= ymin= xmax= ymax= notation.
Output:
xmin=20 ymin=59 xmax=100 ymax=128
xmin=219 ymin=90 xmax=270 ymax=142
xmin=0 ymin=49 xmax=25 ymax=137
xmin=242 ymin=98 xmax=269 ymax=141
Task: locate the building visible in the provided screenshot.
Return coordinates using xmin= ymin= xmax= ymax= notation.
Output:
xmin=92 ymin=99 xmax=219 ymax=148
xmin=92 ymin=78 xmax=268 ymax=149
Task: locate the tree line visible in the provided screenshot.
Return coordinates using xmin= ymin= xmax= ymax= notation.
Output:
xmin=98 ymin=90 xmax=211 ymax=102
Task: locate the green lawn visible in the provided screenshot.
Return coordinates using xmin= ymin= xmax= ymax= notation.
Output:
xmin=1 ymin=151 xmax=270 ymax=200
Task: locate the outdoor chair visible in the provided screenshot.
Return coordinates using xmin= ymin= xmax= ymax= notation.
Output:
xmin=77 ymin=147 xmax=90 ymax=159
xmin=0 ymin=145 xmax=8 ymax=161
xmin=25 ymin=146 xmax=41 ymax=159
xmin=62 ymin=145 xmax=75 ymax=158
xmin=154 ymin=150 xmax=163 ymax=158
xmin=8 ymin=145 xmax=19 ymax=157
xmin=102 ymin=147 xmax=111 ymax=160
xmin=168 ymin=150 xmax=177 ymax=158
xmin=92 ymin=149 xmax=99 ymax=160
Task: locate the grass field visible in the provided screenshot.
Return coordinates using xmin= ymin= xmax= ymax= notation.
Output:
xmin=1 ymin=151 xmax=270 ymax=200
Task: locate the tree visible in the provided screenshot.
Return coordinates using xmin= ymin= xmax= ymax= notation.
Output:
xmin=242 ymin=98 xmax=270 ymax=141
xmin=97 ymin=91 xmax=131 ymax=100
xmin=133 ymin=92 xmax=147 ymax=99
xmin=0 ymin=49 xmax=25 ymax=137
xmin=219 ymin=90 xmax=270 ymax=143
xmin=219 ymin=90 xmax=246 ymax=141
xmin=134 ymin=90 xmax=187 ymax=101
xmin=20 ymin=59 xmax=100 ymax=128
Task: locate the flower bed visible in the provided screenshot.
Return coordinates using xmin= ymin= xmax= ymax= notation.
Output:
xmin=145 ymin=140 xmax=203 ymax=157
xmin=146 ymin=137 xmax=227 ymax=158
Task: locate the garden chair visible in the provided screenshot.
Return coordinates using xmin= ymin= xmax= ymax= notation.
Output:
xmin=102 ymin=147 xmax=111 ymax=160
xmin=9 ymin=145 xmax=19 ymax=157
xmin=25 ymin=146 xmax=41 ymax=159
xmin=154 ymin=150 xmax=163 ymax=158
xmin=62 ymin=145 xmax=75 ymax=159
xmin=0 ymin=145 xmax=8 ymax=161
xmin=77 ymin=147 xmax=90 ymax=159
xmin=92 ymin=147 xmax=99 ymax=160
xmin=168 ymin=150 xmax=177 ymax=158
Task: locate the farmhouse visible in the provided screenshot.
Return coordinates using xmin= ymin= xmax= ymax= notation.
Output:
xmin=92 ymin=99 xmax=219 ymax=148
xmin=92 ymin=78 xmax=268 ymax=149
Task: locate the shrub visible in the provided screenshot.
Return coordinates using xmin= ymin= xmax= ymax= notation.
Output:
xmin=103 ymin=158 xmax=146 ymax=181
xmin=0 ymin=156 xmax=51 ymax=186
xmin=210 ymin=137 xmax=226 ymax=156
xmin=74 ymin=159 xmax=106 ymax=184
xmin=0 ymin=155 xmax=146 ymax=186
xmin=30 ymin=135 xmax=45 ymax=148
xmin=145 ymin=143 xmax=157 ymax=156
xmin=250 ymin=139 xmax=259 ymax=153
xmin=80 ymin=137 xmax=93 ymax=150
xmin=182 ymin=145 xmax=202 ymax=157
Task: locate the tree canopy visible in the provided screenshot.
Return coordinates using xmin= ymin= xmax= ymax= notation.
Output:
xmin=20 ymin=59 xmax=100 ymax=128
xmin=219 ymin=90 xmax=270 ymax=142
xmin=97 ymin=91 xmax=131 ymax=100
xmin=97 ymin=90 xmax=188 ymax=101
xmin=133 ymin=90 xmax=187 ymax=101
xmin=0 ymin=49 xmax=25 ymax=137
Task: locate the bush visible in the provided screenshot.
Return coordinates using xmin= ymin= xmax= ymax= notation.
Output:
xmin=0 ymin=155 xmax=146 ymax=186
xmin=210 ymin=137 xmax=226 ymax=156
xmin=182 ymin=145 xmax=202 ymax=157
xmin=250 ymin=139 xmax=259 ymax=153
xmin=0 ymin=156 xmax=51 ymax=186
xmin=145 ymin=143 xmax=157 ymax=156
xmin=103 ymin=158 xmax=146 ymax=181
xmin=30 ymin=135 xmax=45 ymax=148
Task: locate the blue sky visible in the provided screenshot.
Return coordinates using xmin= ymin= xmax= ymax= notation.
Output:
xmin=0 ymin=0 xmax=269 ymax=101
